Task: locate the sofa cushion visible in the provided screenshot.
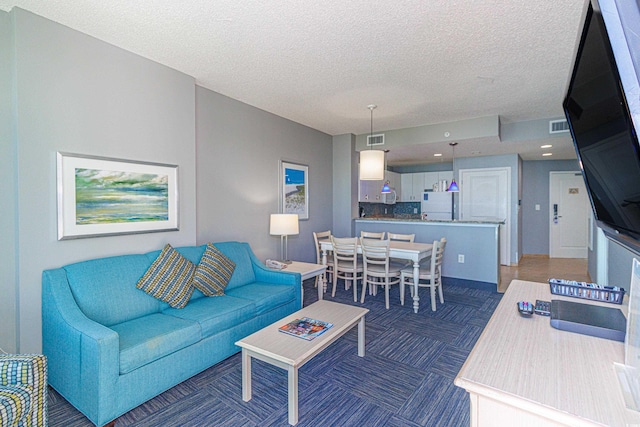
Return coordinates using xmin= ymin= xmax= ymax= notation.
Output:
xmin=212 ymin=242 xmax=257 ymax=291
xmin=162 ymin=295 xmax=255 ymax=338
xmin=0 ymin=384 xmax=32 ymax=426
xmin=137 ymin=244 xmax=195 ymax=309
xmin=225 ymin=282 xmax=297 ymax=315
xmin=111 ymin=313 xmax=201 ymax=374
xmin=192 ymin=244 xmax=236 ymax=296
xmin=64 ymin=254 xmax=161 ymax=326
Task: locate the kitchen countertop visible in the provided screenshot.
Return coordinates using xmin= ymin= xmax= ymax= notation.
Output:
xmin=356 ymin=217 xmax=503 ymax=225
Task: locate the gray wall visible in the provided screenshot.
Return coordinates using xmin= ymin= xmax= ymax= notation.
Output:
xmin=1 ymin=8 xmax=335 ymax=353
xmin=608 ymin=239 xmax=639 ymax=288
xmin=195 ymin=87 xmax=332 ymax=263
xmin=332 ymin=134 xmax=357 ymax=238
xmin=5 ymin=8 xmax=198 ymax=353
xmin=0 ymin=10 xmax=17 ymax=353
xmin=455 ymin=154 xmax=520 ymax=263
xmin=521 ymin=159 xmax=580 ymax=255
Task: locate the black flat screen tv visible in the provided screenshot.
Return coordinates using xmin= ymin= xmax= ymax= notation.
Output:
xmin=563 ymin=0 xmax=640 ymax=253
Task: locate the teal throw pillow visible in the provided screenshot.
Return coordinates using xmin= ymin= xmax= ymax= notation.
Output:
xmin=136 ymin=244 xmax=195 ymax=308
xmin=192 ymin=243 xmax=236 ymax=296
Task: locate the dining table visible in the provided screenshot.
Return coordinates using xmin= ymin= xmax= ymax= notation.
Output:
xmin=318 ymin=239 xmax=433 ymax=313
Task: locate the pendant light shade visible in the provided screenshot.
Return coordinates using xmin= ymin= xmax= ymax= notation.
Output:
xmin=447 ymin=142 xmax=460 ymax=193
xmin=360 ymin=150 xmax=385 ymax=180
xmin=381 ymin=180 xmax=391 ymax=193
xmin=359 ymin=104 xmax=385 ymax=181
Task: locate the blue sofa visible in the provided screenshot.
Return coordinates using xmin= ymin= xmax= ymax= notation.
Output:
xmin=42 ymin=242 xmax=302 ymax=427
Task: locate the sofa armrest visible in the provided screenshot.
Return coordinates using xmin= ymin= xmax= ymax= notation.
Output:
xmin=42 ymin=268 xmax=119 ymax=423
xmin=248 ymin=250 xmax=302 ymax=307
xmin=0 ymin=354 xmax=48 ymax=427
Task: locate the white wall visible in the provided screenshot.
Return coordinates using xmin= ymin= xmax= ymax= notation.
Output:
xmin=6 ymin=8 xmax=197 ymax=353
xmin=195 ymin=88 xmax=332 ymax=263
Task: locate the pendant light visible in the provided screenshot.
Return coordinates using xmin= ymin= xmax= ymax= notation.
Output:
xmin=381 ymin=149 xmax=391 ymax=193
xmin=447 ymin=142 xmax=460 ymax=192
xmin=359 ymin=105 xmax=385 ymax=181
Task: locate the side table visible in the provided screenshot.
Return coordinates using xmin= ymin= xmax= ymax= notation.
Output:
xmin=275 ymin=261 xmax=327 ymax=302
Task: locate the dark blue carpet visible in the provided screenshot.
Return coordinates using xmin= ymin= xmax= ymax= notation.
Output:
xmin=48 ymin=278 xmax=502 ymax=426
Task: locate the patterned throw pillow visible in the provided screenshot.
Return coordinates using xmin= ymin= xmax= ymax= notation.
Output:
xmin=136 ymin=244 xmax=195 ymax=308
xmin=192 ymin=243 xmax=236 ymax=296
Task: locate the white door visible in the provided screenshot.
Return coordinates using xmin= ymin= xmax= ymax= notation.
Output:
xmin=460 ymin=167 xmax=511 ymax=265
xmin=549 ymin=172 xmax=589 ymax=258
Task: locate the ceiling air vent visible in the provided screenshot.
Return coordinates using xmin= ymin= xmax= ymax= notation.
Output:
xmin=549 ymin=119 xmax=570 ymax=134
xmin=367 ymin=134 xmax=385 ymax=146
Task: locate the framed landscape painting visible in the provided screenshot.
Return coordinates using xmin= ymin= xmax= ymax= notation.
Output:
xmin=57 ymin=152 xmax=179 ymax=240
xmin=280 ymin=161 xmax=309 ymax=220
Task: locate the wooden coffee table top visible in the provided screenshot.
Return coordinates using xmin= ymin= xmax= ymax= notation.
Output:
xmin=236 ymin=300 xmax=368 ymax=368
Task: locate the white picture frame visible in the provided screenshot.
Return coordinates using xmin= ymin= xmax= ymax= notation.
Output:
xmin=280 ymin=160 xmax=309 ymax=220
xmin=56 ymin=152 xmax=179 ymax=240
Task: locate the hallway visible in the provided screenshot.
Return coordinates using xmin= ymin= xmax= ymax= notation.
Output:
xmin=499 ymin=255 xmax=590 ymax=293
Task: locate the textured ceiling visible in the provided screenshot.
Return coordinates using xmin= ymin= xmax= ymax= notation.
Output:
xmin=0 ymin=0 xmax=588 ymax=164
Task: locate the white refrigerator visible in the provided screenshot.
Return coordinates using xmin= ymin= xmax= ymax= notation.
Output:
xmin=421 ymin=192 xmax=453 ymax=220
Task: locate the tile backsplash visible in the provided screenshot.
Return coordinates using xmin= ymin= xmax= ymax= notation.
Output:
xmin=359 ymin=202 xmax=420 ymax=219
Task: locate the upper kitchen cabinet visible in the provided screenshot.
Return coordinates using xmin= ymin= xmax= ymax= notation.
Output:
xmin=359 ymin=170 xmax=400 ymax=203
xmin=400 ymin=173 xmax=426 ymax=201
xmin=424 ymin=171 xmax=453 ymax=192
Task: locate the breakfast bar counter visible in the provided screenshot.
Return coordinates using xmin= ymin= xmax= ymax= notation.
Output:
xmin=355 ymin=218 xmax=500 ymax=289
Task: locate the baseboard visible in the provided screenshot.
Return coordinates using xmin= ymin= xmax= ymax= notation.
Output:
xmin=443 ymin=276 xmax=497 ymax=293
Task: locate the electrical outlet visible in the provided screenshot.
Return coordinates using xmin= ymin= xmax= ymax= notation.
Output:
xmin=458 ymin=254 xmax=465 ymax=263
xmin=384 ymin=208 xmax=388 ymax=214
xmin=535 ymin=204 xmax=540 ymax=211
xmin=413 ymin=208 xmax=418 ymax=214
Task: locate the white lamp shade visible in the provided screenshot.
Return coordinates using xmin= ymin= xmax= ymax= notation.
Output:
xmin=359 ymin=150 xmax=385 ymax=180
xmin=269 ymin=214 xmax=299 ymax=236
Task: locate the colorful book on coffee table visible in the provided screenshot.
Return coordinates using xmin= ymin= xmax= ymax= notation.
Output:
xmin=278 ymin=317 xmax=334 ymax=340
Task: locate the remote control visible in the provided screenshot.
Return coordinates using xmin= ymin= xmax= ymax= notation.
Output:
xmin=534 ymin=300 xmax=551 ymax=316
xmin=517 ymin=301 xmax=534 ymax=317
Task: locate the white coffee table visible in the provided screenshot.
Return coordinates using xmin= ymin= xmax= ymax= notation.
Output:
xmin=235 ymin=300 xmax=369 ymax=425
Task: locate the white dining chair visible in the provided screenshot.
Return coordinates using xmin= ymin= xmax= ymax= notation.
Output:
xmin=399 ymin=237 xmax=447 ymax=312
xmin=330 ymin=236 xmax=363 ymax=301
xmin=360 ymin=231 xmax=385 ymax=240
xmin=360 ymin=238 xmax=404 ymax=309
xmin=313 ymin=230 xmax=333 ymax=289
xmin=387 ymin=232 xmax=415 ymax=243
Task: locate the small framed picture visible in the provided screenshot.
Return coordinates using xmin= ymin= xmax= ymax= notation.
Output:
xmin=57 ymin=152 xmax=179 ymax=240
xmin=280 ymin=161 xmax=309 ymax=220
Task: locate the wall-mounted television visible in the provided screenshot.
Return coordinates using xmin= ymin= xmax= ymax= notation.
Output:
xmin=563 ymin=0 xmax=640 ymax=254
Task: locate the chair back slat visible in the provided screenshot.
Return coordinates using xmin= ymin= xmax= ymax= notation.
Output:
xmin=360 ymin=231 xmax=385 ymax=240
xmin=387 ymin=232 xmax=415 ymax=243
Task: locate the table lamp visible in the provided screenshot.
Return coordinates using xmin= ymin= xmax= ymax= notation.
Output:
xmin=270 ymin=214 xmax=299 ymax=263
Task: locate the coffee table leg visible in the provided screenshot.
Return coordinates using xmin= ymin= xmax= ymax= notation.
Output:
xmin=242 ymin=349 xmax=252 ymax=402
xmin=288 ymin=365 xmax=299 ymax=425
xmin=358 ymin=316 xmax=366 ymax=357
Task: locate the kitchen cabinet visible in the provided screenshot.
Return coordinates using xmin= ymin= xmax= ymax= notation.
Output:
xmin=359 ymin=170 xmax=400 ymax=203
xmin=424 ymin=171 xmax=453 ymax=191
xmin=400 ymin=173 xmax=426 ymax=201
xmin=401 ymin=171 xmax=453 ymax=199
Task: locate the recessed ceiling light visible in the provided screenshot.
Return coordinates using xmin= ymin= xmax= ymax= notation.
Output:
xmin=434 ymin=153 xmax=442 ymax=157
xmin=541 ymin=144 xmax=552 ymax=148
xmin=542 ymin=153 xmax=553 ymax=156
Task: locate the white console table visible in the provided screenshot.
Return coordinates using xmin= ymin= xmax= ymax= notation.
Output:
xmin=455 ymin=279 xmax=640 ymax=426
